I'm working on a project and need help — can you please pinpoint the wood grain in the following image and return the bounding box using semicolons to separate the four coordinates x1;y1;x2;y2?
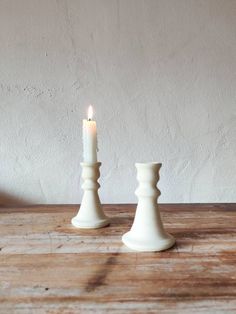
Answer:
0;204;236;313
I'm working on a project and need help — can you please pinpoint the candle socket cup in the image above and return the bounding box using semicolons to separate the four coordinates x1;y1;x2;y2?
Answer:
71;162;110;229
122;162;175;252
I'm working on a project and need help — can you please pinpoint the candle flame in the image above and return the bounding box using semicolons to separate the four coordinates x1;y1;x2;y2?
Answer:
87;105;93;120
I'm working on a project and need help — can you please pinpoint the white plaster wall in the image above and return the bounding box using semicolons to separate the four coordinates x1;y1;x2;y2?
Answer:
0;0;235;205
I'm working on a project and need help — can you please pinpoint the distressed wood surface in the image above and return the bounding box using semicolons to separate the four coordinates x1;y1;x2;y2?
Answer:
0;204;236;313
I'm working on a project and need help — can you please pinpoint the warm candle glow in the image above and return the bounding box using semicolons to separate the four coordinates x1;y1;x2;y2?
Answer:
88;105;93;121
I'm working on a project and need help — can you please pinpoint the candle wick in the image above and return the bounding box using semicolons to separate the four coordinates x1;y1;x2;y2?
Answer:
88;118;92;121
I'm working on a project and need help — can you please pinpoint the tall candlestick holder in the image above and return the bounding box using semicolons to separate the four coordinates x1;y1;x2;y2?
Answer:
71;162;110;229
122;162;175;252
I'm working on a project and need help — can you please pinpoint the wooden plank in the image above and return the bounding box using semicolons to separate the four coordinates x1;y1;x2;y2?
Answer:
0;204;236;313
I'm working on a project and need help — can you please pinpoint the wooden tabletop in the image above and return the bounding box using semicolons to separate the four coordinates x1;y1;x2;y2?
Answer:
0;204;236;313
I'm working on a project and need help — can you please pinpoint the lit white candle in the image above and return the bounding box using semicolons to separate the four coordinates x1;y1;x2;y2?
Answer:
83;105;98;163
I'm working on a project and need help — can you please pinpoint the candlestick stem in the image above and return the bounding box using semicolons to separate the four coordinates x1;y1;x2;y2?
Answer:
71;162;110;229
122;162;175;251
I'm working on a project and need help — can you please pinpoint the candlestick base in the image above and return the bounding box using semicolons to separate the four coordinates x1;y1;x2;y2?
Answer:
71;216;109;229
122;231;175;252
122;162;175;252
71;162;110;229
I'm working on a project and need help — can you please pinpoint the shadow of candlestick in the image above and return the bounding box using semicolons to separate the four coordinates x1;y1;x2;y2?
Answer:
0;190;31;208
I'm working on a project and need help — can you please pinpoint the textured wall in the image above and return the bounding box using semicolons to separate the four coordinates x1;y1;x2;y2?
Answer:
0;0;235;204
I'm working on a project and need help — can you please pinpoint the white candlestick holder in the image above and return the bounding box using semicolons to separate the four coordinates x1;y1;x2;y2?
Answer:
122;162;175;252
71;162;110;229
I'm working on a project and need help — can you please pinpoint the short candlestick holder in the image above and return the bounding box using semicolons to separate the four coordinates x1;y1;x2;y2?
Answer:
71;162;110;229
122;162;175;252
